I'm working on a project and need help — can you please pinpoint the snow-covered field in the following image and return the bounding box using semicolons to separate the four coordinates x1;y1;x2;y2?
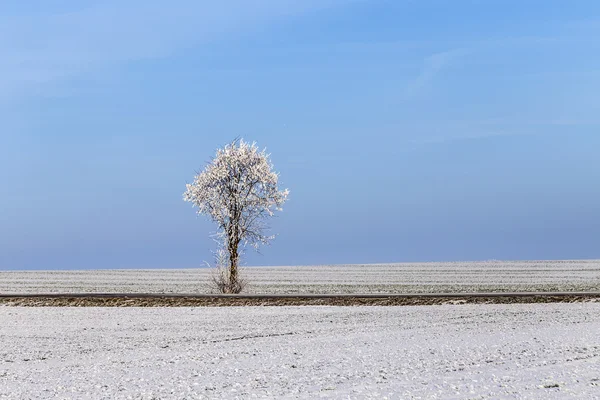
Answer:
1;260;600;294
1;303;599;399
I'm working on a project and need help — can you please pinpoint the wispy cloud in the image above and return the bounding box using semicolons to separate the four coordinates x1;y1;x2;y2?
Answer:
404;48;468;98
0;0;351;102
406;116;600;148
409;131;531;147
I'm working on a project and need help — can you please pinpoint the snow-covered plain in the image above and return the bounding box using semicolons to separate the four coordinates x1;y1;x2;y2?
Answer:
1;304;599;399
1;260;600;294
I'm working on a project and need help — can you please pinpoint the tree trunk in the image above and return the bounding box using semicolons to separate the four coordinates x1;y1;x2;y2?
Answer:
229;241;239;290
226;221;242;293
226;196;243;293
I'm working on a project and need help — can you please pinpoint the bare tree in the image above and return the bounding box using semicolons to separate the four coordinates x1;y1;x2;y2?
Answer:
184;139;289;293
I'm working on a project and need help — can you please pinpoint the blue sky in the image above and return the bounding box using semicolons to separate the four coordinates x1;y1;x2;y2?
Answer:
1;0;599;269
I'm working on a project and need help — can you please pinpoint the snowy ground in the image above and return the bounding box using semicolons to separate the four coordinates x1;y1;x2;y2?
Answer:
1;260;600;294
1;303;599;399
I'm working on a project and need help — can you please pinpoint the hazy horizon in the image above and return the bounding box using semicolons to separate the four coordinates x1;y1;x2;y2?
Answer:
2;258;599;272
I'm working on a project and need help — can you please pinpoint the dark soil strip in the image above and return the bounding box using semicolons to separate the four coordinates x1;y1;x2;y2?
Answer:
1;294;599;307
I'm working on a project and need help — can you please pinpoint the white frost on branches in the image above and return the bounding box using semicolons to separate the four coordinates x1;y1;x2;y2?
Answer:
183;139;289;277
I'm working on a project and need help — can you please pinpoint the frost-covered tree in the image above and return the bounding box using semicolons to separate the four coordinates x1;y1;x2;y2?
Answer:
183;139;289;293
